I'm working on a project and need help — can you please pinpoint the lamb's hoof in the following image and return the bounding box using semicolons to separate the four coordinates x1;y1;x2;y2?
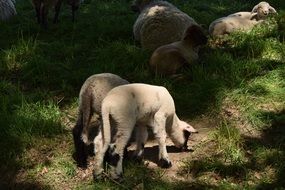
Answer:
158;159;172;168
92;169;104;181
110;172;123;182
72;153;87;169
132;155;143;163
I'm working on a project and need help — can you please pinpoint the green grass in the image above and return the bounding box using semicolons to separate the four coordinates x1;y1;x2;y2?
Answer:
0;0;285;189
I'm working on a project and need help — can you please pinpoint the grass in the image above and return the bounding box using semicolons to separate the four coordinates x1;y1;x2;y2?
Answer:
0;0;285;189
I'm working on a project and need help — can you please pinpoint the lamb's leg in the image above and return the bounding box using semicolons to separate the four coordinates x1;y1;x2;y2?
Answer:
72;115;88;168
133;125;148;162
93;130;104;178
53;0;62;23
41;5;48;28
109;123;135;180
153;112;172;168
34;1;41;23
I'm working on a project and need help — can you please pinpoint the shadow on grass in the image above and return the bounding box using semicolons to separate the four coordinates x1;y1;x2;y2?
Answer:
0;81;66;189
243;109;285;188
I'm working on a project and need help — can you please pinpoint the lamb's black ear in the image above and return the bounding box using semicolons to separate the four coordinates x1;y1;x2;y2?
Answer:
182;130;191;151
184;24;208;47
251;5;259;13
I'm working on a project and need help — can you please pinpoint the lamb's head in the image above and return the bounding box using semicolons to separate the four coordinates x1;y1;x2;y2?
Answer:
131;0;153;12
169;118;197;151
252;2;277;20
183;24;208;47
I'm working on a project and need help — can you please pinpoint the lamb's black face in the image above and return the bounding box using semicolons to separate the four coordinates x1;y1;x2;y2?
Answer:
181;130;191;151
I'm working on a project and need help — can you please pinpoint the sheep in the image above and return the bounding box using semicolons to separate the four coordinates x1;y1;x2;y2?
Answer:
209;1;277;37
92;83;197;180
149;24;207;75
32;0;83;27
132;0;198;51
0;0;16;21
73;73;129;168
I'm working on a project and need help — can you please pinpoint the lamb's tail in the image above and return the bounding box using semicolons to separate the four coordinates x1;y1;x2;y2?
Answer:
0;0;17;21
81;94;92;145
101;104;111;152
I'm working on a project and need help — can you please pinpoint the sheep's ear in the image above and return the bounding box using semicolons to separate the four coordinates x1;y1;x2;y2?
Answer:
184;25;208;47
183;125;198;133
269;6;277;13
251;5;259;13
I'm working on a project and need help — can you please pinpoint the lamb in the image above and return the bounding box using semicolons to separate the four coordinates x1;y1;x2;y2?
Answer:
92;83;197;180
149;24;207;75
32;0;83;27
73;73;129;168
0;0;16;21
132;0;198;51
209;1;277;37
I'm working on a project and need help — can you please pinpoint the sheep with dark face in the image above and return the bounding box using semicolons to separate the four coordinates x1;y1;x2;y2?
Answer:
32;0;83;27
92;83;197;180
149;24;208;75
73;73;129;168
0;0;16;21
132;0;197;51
209;1;277;37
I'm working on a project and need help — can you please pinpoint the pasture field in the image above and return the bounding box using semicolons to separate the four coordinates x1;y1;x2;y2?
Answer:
0;0;284;189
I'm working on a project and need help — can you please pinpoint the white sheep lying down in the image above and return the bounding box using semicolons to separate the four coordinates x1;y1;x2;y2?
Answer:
209;1;277;37
132;0;197;51
93;83;197;179
73;73;129;168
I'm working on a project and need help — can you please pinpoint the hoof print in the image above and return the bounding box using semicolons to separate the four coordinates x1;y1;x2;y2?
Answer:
158;159;172;168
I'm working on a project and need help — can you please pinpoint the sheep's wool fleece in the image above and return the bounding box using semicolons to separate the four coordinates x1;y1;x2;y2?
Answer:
0;0;16;21
133;1;196;51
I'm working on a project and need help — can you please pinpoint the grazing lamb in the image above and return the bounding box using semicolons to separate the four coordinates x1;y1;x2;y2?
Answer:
209;1;277;37
92;83;197;180
32;0;83;27
149;24;208;75
0;0;16;21
73;73;129;168
132;0;198;51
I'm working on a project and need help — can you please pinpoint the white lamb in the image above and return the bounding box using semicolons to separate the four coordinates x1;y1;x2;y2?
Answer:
93;83;197;179
209;1;277;37
132;0;198;51
73;73;129;168
0;0;16;21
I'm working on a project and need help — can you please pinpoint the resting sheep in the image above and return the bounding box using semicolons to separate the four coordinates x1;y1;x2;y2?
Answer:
92;83;197;179
149;24;208;75
32;0;83;27
73;73;129;168
209;1;277;37
0;0;16;21
132;0;198;51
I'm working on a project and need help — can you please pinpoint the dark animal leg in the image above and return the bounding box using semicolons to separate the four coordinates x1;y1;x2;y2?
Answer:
41;6;48;28
35;4;41;23
72;118;88;168
53;0;63;23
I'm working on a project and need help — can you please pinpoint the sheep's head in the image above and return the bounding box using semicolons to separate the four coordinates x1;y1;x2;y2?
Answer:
131;0;153;12
183;24;208;48
252;2;277;19
169;119;197;151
